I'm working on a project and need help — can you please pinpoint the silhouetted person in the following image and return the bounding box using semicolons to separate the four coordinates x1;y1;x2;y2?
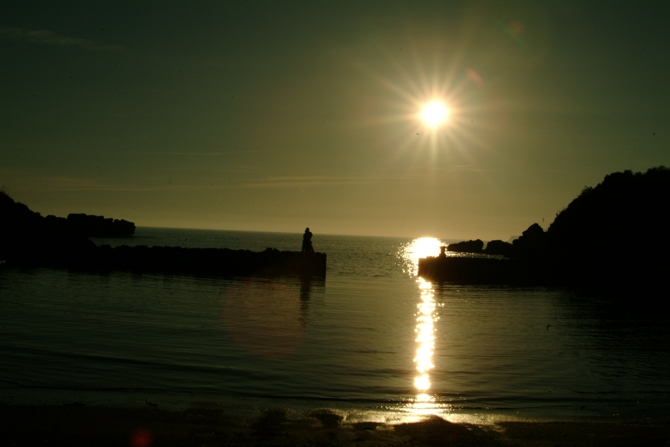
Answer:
439;246;447;258
301;227;314;252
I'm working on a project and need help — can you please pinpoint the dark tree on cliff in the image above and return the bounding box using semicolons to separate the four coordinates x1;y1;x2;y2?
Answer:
544;166;670;286
547;166;670;254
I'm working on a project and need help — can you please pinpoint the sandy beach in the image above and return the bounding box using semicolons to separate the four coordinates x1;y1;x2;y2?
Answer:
1;404;668;447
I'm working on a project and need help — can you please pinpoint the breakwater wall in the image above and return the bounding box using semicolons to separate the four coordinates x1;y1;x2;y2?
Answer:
9;245;327;278
417;254;668;296
89;245;327;277
418;256;550;285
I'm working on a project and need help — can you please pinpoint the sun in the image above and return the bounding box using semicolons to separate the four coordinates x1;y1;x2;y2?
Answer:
421;101;449;127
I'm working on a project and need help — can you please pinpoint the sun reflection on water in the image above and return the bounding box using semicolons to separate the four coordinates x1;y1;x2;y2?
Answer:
400;237;443;276
399;237;445;418
412;277;437;410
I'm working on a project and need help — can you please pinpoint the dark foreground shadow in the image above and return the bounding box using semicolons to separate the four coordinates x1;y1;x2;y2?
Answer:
3;404;668;446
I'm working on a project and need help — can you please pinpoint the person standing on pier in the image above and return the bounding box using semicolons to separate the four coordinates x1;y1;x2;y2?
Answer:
301;228;314;252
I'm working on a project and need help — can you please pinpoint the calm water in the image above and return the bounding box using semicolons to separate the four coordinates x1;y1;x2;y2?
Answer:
1;228;668;423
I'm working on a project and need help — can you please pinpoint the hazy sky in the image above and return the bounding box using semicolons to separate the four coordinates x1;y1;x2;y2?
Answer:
2;1;668;239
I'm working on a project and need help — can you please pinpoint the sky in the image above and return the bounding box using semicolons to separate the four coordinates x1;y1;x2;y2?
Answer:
1;1;668;240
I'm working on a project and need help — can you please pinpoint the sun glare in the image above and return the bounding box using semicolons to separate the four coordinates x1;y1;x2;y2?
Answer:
421;101;449;127
400;237;442;276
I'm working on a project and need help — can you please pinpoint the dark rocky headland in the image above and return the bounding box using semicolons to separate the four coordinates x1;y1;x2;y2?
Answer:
419;166;670;294
0;192;326;277
66;213;135;237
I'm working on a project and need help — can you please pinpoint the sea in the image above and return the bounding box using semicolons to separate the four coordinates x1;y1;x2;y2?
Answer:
1;228;668;424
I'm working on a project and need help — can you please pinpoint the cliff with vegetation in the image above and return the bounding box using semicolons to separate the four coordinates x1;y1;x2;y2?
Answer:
0;191;95;267
421;166;670;293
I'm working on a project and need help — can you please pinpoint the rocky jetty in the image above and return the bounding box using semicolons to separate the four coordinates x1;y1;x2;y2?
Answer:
446;239;483;254
0;192;326;278
445;239;514;256
420;166;670;293
483;239;513;256
85;246;326;277
82;245;326;277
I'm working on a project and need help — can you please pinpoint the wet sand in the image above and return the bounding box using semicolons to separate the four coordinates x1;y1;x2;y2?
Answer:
1;404;668;446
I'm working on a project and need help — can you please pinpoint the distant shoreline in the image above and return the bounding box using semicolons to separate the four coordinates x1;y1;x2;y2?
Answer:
1;191;327;277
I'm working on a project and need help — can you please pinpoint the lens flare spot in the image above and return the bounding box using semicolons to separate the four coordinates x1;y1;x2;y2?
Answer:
466;69;484;85
131;429;154;447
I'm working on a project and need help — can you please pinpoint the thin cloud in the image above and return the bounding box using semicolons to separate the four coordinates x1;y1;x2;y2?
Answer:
239;176;372;189
238;170;496;188
49;181;160;192
0;26;123;52
1;168;151;192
